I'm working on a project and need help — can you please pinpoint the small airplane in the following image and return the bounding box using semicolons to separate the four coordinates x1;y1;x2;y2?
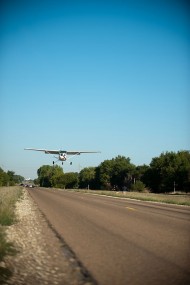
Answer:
24;148;101;165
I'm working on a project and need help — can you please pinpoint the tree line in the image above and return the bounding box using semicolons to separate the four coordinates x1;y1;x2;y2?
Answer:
0;168;24;186
35;150;190;193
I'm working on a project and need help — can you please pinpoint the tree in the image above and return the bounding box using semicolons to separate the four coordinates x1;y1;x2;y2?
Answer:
110;156;135;190
37;165;78;189
98;159;114;189
175;151;190;192
79;167;96;189
98;156;135;190
51;172;65;188
7;171;15;186
63;173;79;189
33;177;39;185
133;164;149;182
13;174;24;184
0;168;9;186
0;168;24;186
36;150;190;193
146;151;190;193
37;165;58;187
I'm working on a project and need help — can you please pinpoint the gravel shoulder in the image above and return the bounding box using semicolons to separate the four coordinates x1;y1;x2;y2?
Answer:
3;188;96;285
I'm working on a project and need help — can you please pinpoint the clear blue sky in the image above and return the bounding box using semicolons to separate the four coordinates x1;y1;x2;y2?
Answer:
1;0;189;179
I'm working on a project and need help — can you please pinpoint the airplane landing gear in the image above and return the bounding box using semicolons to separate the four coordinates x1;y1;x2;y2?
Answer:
52;159;71;166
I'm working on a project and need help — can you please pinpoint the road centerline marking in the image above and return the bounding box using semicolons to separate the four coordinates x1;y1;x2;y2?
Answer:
125;206;136;211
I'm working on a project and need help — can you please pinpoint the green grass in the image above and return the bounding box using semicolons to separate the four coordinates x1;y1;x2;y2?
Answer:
70;189;190;206
0;186;23;284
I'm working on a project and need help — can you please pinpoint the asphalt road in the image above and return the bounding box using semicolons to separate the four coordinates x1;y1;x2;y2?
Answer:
28;188;190;285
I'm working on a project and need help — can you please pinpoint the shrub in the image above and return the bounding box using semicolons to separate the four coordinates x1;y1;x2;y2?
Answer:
130;180;146;192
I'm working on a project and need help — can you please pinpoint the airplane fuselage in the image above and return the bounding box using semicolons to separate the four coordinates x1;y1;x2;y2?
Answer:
59;154;67;161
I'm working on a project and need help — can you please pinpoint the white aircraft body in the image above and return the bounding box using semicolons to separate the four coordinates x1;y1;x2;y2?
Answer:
24;148;100;165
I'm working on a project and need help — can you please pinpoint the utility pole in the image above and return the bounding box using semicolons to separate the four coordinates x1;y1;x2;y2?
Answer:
174;181;176;194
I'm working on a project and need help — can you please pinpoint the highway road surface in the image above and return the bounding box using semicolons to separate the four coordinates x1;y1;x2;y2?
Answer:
28;188;190;285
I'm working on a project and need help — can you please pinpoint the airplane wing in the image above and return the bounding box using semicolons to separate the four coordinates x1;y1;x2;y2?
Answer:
66;151;101;155
24;148;100;155
24;148;61;154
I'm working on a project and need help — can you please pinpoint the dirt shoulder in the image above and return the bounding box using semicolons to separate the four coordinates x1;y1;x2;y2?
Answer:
3;188;96;285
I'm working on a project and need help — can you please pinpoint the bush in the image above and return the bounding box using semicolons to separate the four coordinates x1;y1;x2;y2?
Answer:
130;180;146;192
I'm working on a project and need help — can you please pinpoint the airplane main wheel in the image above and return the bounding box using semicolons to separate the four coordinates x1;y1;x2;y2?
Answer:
62;162;63;165
53;161;54;165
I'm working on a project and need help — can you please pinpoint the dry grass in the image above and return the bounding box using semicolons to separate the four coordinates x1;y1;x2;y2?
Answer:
0;186;23;225
0;186;23;273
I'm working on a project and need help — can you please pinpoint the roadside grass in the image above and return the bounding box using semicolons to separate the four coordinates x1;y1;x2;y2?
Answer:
71;189;190;206
0;188;21;226
0;186;23;284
